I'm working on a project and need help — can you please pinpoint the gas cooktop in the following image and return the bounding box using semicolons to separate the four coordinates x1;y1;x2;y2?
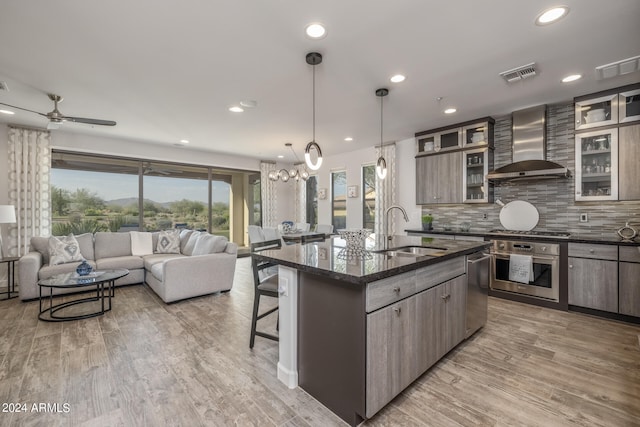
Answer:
488;229;571;239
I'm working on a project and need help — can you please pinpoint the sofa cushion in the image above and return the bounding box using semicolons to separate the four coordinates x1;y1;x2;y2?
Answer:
156;229;180;254
49;234;84;265
95;232;132;259
150;262;164;281
182;231;203;256
39;260;98;280
96;255;144;271
179;229;194;253
192;234;228;256
130;231;153;256
143;253;186;271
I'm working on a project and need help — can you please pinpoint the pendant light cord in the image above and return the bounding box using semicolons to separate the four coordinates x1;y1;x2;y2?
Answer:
312;63;316;142
380;94;383;151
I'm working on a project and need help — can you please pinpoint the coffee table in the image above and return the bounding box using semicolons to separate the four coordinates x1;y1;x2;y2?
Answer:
38;269;129;322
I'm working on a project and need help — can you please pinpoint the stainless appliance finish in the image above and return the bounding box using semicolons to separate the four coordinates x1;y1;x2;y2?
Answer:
487;105;570;181
488;229;571;239
490;240;560;302
466;252;490;338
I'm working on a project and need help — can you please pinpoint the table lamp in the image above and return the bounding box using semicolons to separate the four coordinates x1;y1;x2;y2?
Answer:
0;205;16;259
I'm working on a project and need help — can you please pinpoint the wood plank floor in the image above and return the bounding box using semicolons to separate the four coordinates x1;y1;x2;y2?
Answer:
1;258;639;426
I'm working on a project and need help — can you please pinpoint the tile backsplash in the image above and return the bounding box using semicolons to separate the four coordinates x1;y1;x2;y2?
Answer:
421;102;640;240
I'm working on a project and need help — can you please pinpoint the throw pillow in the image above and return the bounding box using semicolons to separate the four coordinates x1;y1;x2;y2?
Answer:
156;229;181;254
48;234;84;266
179;229;194;253
192;234;228;256
182;231;202;256
130;231;154;256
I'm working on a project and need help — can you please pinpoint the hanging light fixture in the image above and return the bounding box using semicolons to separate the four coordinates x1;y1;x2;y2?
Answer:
269;143;310;182
304;52;323;171
375;88;389;179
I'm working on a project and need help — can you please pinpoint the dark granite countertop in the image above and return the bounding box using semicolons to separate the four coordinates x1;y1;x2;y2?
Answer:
252;235;490;285
405;229;640;246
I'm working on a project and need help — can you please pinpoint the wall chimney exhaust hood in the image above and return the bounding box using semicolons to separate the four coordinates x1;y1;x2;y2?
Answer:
487;105;570;181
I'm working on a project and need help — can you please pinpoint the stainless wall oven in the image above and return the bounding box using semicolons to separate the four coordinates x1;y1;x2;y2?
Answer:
490;240;560;302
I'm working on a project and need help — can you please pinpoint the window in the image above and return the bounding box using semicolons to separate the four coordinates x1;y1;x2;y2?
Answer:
305;175;318;229
362;164;376;230
50;151;260;244
331;170;346;230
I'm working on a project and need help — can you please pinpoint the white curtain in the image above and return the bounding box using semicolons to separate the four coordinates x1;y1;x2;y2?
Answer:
374;143;396;236
7;126;51;256
260;161;277;227
295;172;306;225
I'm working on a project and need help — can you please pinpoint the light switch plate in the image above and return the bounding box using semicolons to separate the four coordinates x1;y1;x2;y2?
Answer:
579;213;588;223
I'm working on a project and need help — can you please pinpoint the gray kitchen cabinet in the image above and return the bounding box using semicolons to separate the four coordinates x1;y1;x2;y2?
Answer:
619;246;640;317
619;124;640;200
366;297;417;418
568;243;618;312
416;151;463;204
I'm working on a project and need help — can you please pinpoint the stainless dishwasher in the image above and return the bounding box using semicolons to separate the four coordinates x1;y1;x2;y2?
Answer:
466;252;491;338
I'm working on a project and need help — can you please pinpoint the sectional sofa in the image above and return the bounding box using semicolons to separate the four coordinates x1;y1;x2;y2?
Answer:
18;230;237;303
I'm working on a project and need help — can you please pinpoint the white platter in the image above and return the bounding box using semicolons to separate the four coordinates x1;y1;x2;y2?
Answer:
499;200;539;231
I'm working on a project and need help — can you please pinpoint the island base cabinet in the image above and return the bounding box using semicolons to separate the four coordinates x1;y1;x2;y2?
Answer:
366;297;417;418
619;262;640;317
366;274;467;418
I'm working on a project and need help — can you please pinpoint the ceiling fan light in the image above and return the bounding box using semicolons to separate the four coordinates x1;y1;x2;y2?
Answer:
305;141;323;170
376;156;387;179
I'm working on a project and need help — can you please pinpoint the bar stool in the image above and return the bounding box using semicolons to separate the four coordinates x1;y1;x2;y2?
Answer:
249;239;282;348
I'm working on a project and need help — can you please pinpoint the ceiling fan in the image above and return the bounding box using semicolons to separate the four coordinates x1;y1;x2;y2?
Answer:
0;93;116;129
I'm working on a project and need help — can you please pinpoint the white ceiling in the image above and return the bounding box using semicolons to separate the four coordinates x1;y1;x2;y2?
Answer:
1;0;639;162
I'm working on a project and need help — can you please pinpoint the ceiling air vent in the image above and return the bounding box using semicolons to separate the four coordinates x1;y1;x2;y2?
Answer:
596;55;640;80
499;63;537;83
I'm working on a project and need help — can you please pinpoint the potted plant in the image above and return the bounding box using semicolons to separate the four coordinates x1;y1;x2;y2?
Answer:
421;214;433;231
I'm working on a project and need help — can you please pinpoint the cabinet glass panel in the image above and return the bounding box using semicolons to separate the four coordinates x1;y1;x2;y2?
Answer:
575;94;618;130
463;149;489;203
439;130;461;150
619;89;640;123
575;129;618;201
463;124;487;147
416;134;436;153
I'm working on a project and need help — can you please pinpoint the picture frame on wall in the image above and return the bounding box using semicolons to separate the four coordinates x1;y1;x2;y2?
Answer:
318;188;327;199
347;185;358;198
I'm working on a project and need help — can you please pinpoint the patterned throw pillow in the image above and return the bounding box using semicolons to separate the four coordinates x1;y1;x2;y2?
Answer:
156;229;181;254
49;234;84;265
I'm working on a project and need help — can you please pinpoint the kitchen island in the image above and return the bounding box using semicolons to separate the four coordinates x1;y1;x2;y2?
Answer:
252;234;490;425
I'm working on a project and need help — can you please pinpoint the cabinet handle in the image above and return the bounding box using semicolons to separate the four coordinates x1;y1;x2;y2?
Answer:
441;294;450;301
393;307;402;315
569;265;573;269
589;249;595;253
393;286;401;294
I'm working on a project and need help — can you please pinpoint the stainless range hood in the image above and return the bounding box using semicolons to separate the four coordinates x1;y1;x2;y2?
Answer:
487;105;570;181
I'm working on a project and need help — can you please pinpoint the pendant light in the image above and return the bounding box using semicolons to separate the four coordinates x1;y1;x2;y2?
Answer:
304;52;323;171
269;143;310;182
375;88;389;179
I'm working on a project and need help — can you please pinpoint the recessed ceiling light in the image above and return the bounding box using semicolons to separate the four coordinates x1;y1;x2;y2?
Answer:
562;74;582;83
277;155;284;159
535;6;569;25
305;23;327;39
444;108;457;114
0;109;15;115
344;137;353;141
390;74;406;83
229;106;244;113
179;139;189;144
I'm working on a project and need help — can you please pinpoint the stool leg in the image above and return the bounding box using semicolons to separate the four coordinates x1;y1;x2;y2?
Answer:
249;292;260;349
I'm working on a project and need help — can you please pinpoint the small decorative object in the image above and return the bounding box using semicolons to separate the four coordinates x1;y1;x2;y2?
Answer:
281;221;295;234
347;185;359;198
421;214;433;231
318;188;327;200
337;229;372;247
76;259;93;276
617;222;638;242
460;222;471;232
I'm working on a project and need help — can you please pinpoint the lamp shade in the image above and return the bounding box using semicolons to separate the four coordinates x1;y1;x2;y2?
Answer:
0;205;16;224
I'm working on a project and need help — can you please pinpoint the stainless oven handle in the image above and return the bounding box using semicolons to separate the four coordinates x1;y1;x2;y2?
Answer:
493;254;557;262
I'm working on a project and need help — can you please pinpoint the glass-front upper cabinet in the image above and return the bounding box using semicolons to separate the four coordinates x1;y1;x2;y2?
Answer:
575;129;618;201
416;129;461;154
575;94;618;131
619;88;640;123
463;148;492;203
462;122;493;148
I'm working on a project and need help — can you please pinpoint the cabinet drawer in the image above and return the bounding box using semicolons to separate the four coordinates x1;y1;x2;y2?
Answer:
415;257;466;293
568;243;618;260
619;246;640;263
366;271;416;313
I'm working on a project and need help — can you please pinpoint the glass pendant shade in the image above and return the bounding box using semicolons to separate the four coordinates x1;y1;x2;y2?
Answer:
375;88;389;180
304;141;323;170
376;156;387;179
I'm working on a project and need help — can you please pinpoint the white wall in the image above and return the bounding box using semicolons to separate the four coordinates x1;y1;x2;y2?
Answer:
0;124;8;206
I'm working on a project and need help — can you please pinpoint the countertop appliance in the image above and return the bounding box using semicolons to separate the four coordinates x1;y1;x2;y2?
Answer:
466;252;491;338
490;239;560;302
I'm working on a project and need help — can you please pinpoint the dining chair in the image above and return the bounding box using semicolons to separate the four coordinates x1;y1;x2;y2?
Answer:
315;224;334;235
248;225;265;244
250;238;282;348
296;222;311;232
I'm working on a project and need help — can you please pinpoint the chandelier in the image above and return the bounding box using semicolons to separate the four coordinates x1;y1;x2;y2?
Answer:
268;143;310;182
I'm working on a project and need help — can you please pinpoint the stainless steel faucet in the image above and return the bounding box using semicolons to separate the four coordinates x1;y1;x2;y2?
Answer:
384;205;410;247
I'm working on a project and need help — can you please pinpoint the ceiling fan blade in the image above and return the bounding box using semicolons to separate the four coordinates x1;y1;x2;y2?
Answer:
63;116;116;126
0;102;48;117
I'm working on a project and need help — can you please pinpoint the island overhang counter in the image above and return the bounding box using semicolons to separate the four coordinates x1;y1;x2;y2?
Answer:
252;234;491;426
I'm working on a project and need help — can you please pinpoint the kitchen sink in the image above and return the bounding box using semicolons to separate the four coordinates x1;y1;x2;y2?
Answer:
373;246;449;257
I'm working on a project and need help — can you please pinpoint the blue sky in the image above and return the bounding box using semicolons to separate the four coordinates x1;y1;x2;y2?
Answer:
51;169;230;204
